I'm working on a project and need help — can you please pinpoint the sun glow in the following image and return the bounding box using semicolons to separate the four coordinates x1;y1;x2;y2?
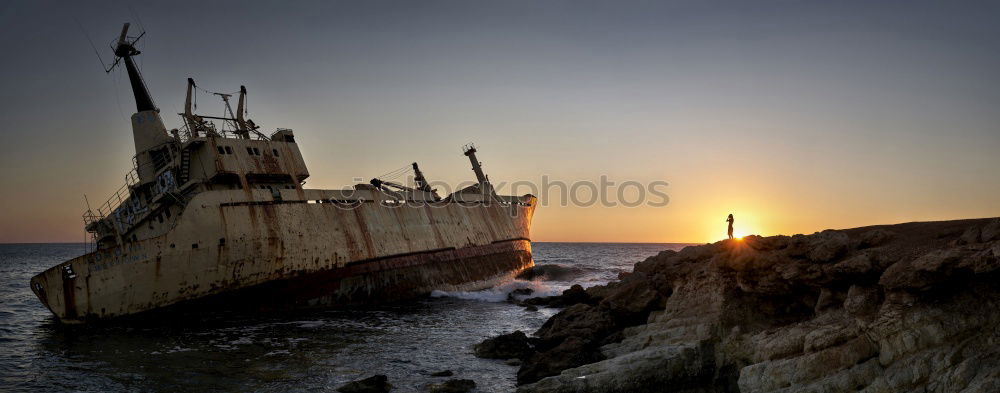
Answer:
723;212;762;242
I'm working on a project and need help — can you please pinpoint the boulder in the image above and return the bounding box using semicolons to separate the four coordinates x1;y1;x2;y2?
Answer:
598;277;663;321
880;249;966;291
337;375;391;393
813;288;843;313
427;379;476;393
828;252;875;277
534;304;616;347
633;250;677;274
512;288;534;296
857;228;894;248
844;285;880;315
507;288;534;303
516;264;587;281
521;284;592;308
960;226;982;244
982;219;1000;242
807;230;850;263
517;336;603;385
474;330;534;360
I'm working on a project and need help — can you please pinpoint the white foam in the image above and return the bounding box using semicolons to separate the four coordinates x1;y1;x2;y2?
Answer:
164;346;194;353
229;337;253;345
431;279;563;302
295;320;326;328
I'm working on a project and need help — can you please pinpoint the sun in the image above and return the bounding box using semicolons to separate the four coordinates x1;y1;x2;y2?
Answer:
720;213;760;242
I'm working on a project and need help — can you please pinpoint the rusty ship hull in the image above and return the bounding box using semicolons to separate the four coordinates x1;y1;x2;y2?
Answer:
31;23;536;324
31;189;536;323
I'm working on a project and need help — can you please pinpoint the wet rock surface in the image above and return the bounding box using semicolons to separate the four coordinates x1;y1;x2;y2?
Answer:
516;264;591;281
510;218;1000;393
474;330;535;360
337;375;391;393
519;284;594;308
427;379;476;393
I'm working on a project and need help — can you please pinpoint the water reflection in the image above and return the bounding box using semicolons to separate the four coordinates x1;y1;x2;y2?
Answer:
3;243;681;392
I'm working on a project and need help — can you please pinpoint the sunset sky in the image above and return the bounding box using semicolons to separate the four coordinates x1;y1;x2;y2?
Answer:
1;1;998;243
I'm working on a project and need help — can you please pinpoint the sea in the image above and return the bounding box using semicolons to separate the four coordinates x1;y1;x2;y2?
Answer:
0;242;693;392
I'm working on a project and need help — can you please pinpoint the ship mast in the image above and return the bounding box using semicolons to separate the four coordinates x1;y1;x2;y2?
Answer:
463;144;493;195
113;23;156;112
107;22;172;186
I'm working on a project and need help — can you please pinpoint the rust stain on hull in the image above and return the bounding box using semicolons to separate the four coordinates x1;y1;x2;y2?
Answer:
143;239;532;316
30;194;537;324
62;274;77;319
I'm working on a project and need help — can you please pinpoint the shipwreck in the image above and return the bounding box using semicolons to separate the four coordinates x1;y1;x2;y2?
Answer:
29;24;536;324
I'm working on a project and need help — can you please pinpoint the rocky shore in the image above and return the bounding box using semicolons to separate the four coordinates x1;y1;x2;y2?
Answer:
478;218;1000;393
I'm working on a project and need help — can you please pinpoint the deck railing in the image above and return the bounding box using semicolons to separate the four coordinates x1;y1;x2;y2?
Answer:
83;168;139;229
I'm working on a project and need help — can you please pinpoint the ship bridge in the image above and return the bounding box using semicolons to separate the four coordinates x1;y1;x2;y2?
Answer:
84;24;309;250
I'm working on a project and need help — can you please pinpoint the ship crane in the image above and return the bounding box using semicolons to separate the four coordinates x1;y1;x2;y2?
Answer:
181;79;262;140
370;163;441;200
235;85;260;139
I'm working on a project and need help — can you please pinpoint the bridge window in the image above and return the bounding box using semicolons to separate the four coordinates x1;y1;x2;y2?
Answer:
253;147;261;155
272;149;280;157
246;147;254;155
224;146;234;154
217;146;225;154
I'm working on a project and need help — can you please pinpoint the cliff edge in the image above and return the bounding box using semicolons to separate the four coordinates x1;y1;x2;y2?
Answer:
513;218;1000;393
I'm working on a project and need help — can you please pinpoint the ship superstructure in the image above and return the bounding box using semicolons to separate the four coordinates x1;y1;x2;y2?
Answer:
30;24;536;323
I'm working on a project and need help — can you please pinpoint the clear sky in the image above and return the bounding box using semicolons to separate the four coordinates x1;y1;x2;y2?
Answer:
1;0;998;243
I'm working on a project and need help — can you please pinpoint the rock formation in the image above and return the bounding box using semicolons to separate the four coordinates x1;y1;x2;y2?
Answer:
475;330;536;360
337;375;391;393
507;218;1000;393
426;379;477;393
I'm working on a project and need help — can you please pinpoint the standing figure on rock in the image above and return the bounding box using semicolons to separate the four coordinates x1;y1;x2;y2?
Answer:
726;214;735;240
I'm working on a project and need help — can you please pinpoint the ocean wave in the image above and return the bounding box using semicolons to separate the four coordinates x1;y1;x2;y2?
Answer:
430;280;563;303
515;264;601;282
532;258;576;264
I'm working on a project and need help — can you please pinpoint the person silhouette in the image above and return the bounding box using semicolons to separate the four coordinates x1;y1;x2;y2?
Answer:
726;214;735;240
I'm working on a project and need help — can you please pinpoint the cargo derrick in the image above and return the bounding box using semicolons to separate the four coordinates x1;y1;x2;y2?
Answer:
31;23;536;323
83;24;307;252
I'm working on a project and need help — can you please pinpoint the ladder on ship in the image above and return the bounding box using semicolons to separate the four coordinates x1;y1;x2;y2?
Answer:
178;149;192;184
